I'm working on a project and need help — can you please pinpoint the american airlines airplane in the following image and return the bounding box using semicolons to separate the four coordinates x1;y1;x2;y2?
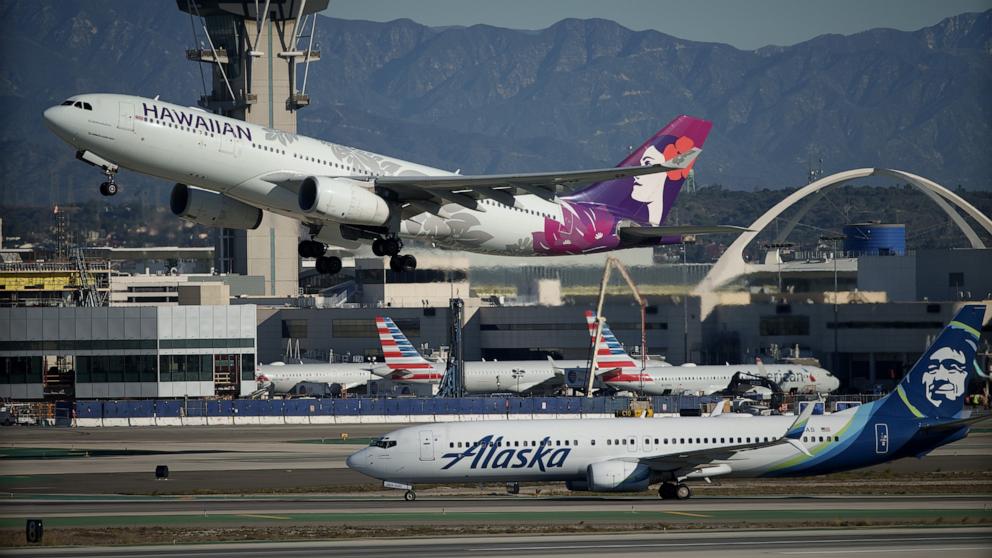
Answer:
43;94;745;274
347;305;987;501
256;361;387;393
377;316;586;393
586;312;839;395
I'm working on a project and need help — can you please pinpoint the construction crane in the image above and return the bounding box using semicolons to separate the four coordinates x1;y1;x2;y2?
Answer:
586;256;647;398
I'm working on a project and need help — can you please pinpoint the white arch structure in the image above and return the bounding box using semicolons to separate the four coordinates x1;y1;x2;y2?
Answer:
694;168;992;311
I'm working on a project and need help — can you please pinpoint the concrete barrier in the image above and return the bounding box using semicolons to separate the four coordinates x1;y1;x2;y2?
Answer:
129;418;155;427
76;418;102;427
155;417;183;427
284;416;310;425
181;416;207;426
233;416;262;425
310;415;334;425
102;418;128;427
206;416;233;426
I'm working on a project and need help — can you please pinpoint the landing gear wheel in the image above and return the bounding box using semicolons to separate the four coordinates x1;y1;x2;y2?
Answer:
315;256;342;275
675;483;692;500
403;490;416;502
382;237;402;257
298;240;326;259
372;238;386;257
389;254;417;273
99;181;117;196
659;482;676;500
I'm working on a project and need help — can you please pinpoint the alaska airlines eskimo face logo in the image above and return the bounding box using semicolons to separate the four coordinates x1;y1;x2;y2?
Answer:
441;435;571;472
923;346;969;407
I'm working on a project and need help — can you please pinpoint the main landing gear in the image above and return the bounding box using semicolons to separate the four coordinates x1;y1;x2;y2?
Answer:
403;490;417;502
372;235;417;272
659;482;692;500
299;239;342;275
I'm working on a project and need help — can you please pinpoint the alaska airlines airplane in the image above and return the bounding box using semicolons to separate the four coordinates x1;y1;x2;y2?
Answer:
43;94;745;274
587;312;839;395
377;316;586;393
256;361;387;393
348;305;986;501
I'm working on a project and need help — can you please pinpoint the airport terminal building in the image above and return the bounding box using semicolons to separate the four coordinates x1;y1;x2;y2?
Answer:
0;305;257;400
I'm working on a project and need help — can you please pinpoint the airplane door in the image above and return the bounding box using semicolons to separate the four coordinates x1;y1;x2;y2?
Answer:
219;136;236;156
117;102;134;131
875;423;889;454
419;430;435;461
627;436;637;453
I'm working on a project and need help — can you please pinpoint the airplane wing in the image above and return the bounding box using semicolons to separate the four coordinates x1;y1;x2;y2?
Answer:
617;225;752;241
623;398;818;475
264;150;699;211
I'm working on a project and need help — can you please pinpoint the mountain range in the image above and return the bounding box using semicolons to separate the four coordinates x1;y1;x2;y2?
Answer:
0;1;989;208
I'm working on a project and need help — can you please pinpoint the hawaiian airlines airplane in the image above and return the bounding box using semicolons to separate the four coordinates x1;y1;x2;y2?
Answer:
43;94;745;274
377;316;587;393
588;313;840;395
256;361;388;393
348;305;987;501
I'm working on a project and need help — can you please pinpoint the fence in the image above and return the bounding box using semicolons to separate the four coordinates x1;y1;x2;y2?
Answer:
67;396;719;427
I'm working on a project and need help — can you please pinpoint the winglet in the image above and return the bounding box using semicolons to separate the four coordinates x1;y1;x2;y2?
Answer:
785;398;818;440
709;399;727;417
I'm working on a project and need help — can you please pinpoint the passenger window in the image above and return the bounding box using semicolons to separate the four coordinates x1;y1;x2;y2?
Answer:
607;439;611;446
621;439;627;445
555;440;560;447
457;442;462;448
591;439;596;446
574;440;578;446
449;443;454;448
564;440;569;446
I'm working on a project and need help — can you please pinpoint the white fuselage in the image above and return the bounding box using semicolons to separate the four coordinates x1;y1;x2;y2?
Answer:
391;359;589;394
258;362;387;393
346;414;850;485
43;94;562;256
604;364;840;396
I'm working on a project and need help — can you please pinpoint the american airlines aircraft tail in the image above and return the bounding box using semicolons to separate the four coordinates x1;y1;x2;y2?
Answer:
376;316;442;382
348;305;987;501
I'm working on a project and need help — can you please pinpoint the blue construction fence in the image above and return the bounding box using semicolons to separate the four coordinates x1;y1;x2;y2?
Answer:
73;396;707;418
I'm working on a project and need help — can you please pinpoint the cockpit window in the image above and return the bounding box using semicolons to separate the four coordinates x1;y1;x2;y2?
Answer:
82;102;92;111
369;437;397;449
61;100;73;106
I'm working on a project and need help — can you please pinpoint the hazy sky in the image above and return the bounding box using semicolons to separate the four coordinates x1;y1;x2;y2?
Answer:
326;0;991;50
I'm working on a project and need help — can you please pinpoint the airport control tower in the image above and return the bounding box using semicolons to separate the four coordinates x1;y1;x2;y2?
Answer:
178;0;329;297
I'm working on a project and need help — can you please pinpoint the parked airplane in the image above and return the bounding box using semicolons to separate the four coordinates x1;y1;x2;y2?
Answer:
44;95;746;274
587;312;840;395
377;316;587;393
257;361;387;394
347;305;986;501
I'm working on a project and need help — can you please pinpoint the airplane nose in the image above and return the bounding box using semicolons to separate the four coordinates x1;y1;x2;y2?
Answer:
345;450;363;471
43;107;57;128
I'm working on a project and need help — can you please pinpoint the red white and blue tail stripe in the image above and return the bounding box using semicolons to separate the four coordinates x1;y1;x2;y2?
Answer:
584;311;638;371
376;316;441;382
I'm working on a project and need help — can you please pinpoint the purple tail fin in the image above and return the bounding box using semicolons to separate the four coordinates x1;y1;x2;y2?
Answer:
563;115;712;226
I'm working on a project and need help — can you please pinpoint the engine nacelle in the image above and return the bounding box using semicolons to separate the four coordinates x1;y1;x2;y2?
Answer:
586;461;652;492
170;184;262;230
298;176;390;226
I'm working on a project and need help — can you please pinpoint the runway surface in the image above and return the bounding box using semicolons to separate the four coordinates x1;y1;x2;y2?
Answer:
1;494;988;530
1;425;989;495
5;527;992;558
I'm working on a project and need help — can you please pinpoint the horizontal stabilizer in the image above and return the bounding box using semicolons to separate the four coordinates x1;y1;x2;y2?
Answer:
618;225;752;240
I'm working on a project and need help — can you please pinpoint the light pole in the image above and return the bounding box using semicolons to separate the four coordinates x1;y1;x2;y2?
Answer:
512;369;524;394
820;235;845;377
681;235;697;364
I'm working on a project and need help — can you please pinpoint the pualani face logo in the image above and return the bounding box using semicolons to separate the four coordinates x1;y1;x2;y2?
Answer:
923;346;970;407
441;435;571;472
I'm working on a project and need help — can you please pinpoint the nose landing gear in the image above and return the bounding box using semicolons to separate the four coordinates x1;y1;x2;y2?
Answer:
98;170;119;196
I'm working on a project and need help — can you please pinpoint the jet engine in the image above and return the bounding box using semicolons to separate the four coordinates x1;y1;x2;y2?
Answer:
586;461;652;492
298;176;390;226
170;184;263;230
